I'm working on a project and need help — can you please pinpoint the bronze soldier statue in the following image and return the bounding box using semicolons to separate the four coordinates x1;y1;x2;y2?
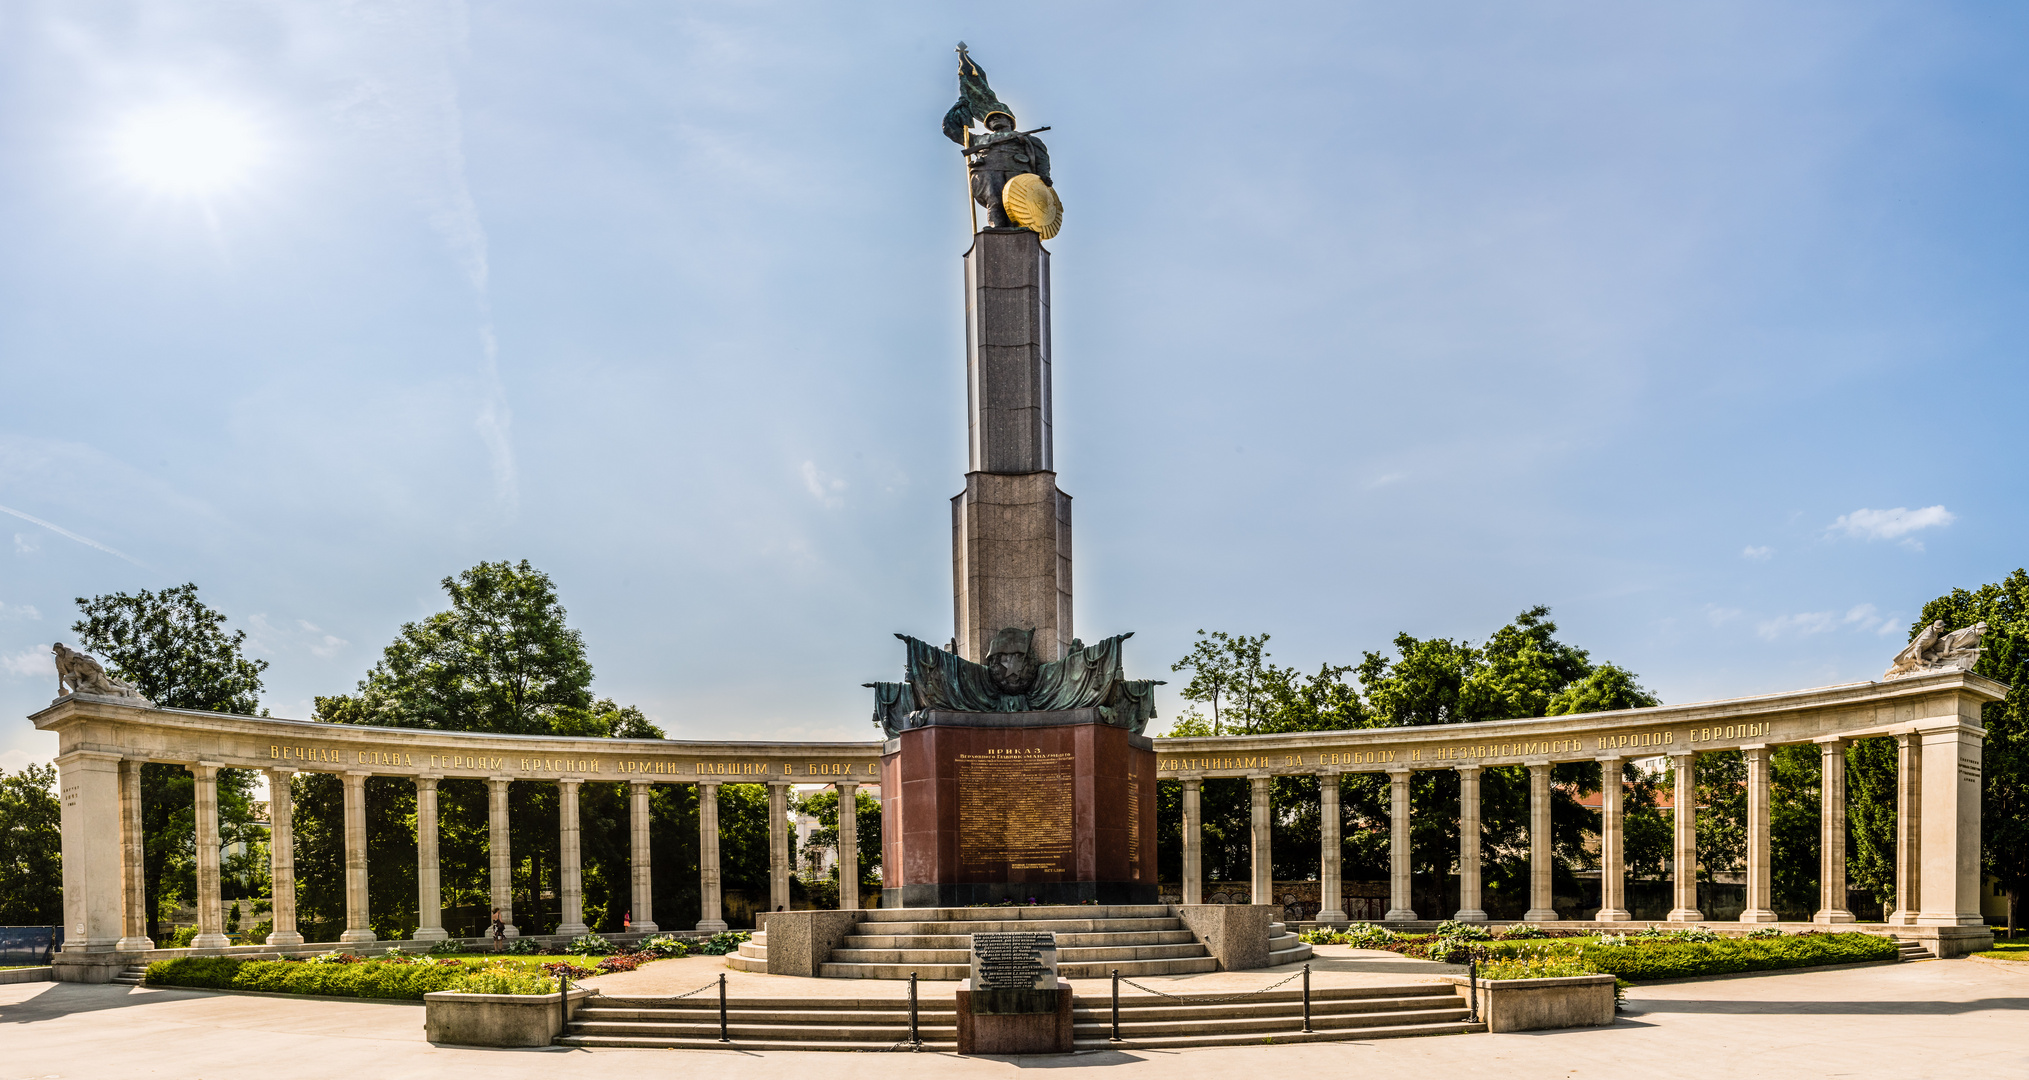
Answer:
942;44;1056;232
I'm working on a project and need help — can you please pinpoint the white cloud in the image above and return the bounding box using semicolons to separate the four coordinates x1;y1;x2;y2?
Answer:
1830;505;1955;547
245;614;350;660
1741;545;1773;560
0;600;40;620
2;648;51;678
300;620;349;658
1755;602;1900;640
800;461;846;508
1704;604;1743;627
0;748;52;776
12;532;36;554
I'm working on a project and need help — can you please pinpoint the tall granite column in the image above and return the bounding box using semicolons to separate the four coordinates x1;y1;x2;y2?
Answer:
1666;751;1703;921
1385;769;1416;921
1917;723;1987;928
1596;756;1630;921
952;228;1072;662
1891;733;1921;925
1180;779;1203;906
1740;746;1777;922
1317;774;1345;925
187;763;230;949
628;780;658;933
1249;775;1273;905
1523;762;1560;922
338;771;376;944
486;777;516;937
1816;739;1855;923
117;759;155;950
836;780;861;912
263;768;303;946
767;781;792;915
1455;765;1487;921
410;776;446;942
697;781;728;931
556;779;588;937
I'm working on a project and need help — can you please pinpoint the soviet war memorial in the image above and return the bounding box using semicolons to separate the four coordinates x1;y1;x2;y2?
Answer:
3;12;2028;1080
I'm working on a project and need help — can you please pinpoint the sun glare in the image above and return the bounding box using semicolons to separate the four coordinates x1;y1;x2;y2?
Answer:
109;102;268;196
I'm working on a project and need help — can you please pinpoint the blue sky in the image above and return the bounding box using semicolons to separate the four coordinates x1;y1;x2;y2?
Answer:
4;1;2025;773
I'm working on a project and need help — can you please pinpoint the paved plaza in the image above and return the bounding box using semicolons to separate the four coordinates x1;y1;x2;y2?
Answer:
1;958;2021;1079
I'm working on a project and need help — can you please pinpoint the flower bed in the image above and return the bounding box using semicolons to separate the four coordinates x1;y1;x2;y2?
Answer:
143;955;560;999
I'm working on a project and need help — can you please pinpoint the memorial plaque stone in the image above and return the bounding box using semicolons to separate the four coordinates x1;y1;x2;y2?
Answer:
969;931;1058;991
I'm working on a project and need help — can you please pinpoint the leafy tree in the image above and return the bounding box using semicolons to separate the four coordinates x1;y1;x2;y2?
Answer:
0;764;62;924
792;788;883;892
1170;631;1273;734
74;584;266;942
1844;736;1899;917
308;561;663;937
1914;569;2029;937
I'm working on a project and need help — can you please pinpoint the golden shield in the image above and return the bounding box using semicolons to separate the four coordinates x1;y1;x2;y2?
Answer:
1002;173;1063;239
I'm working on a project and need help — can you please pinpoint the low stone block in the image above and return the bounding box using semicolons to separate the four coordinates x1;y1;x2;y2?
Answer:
956;986;1073;1054
423;988;594;1048
1176;904;1273;971
1447;973;1615;1033
0;967;53;985
757;910;862;976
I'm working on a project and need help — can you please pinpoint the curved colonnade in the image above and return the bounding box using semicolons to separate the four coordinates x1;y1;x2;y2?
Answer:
32;668;2001;959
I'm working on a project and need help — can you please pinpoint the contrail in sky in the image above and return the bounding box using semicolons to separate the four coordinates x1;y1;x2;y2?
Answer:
0;503;148;568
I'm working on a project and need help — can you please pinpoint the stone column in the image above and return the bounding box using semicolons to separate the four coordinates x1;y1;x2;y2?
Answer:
1181;779;1203;906
628;779;658;933
1596;756;1630;921
1385;769;1416;921
1454;765;1487;921
1523;762;1560;922
1666;751;1702;921
697;781;728;931
1890;732;1921;925
263;768;302;946
1815;739;1855;923
1249;775;1273;906
410;776;446;943
338;771;376;944
486;777;517;938
117;759;155;950
556;779;588;937
1917;723;1986;927
56;750;123;952
187;763;230;949
767;781;792;915
1739;746;1777;922
1317;774;1346;924
836;780;861;913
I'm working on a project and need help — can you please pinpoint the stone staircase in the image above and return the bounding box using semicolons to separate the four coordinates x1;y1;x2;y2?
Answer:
1075;982;1482;1049
557;981;1477;1051
1893;938;1933;961
111;965;148;986
729;905;1309;980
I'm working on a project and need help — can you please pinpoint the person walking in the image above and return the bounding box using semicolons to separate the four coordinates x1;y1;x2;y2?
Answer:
489;908;506;953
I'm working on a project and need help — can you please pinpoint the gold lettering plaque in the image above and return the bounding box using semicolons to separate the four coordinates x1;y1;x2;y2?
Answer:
957;750;1073;877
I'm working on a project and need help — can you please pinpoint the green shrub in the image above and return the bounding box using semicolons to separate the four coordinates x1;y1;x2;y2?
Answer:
1745;926;1786;939
1481;931;1897;981
143;956;478;999
452;966;558;995
427;938;467;955
639;935;692;958
1479;953;1591;980
505;937;541;955
167;926;199;948
565;933;613;956
697;932;750;956
1496;923;1547;940
1434;921;1493;941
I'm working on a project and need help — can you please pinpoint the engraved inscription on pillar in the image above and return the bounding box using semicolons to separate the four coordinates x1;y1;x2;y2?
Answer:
958;750;1073;878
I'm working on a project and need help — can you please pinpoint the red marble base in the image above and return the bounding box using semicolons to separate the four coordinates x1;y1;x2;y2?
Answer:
879;718;1157;908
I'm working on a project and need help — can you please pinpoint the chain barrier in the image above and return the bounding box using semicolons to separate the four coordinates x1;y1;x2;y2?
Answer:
1117;969;1305;1006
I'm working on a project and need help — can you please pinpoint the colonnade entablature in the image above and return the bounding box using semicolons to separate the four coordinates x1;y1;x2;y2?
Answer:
31;668;2002;960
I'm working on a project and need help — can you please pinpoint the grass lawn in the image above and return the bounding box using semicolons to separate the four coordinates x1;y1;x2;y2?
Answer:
1974;938;2029;961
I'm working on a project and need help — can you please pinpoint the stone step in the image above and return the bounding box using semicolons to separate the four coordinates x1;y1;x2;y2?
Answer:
1076;1003;1474;1039
842;930;1199;949
827;943;1210;966
854;905;1175;922
723;954;767;973
578;1007;957;1025
559;1034;958;1051
1070;993;1461;1023
849;918;1188;936
1072;1018;1485;1050
571;1019;961;1040
1896;941;1933;960
818;956;1220;980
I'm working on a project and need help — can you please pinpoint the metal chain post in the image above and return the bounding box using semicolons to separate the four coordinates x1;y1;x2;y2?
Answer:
909;972;921;1050
558;971;569;1038
1301;962;1312;1033
718;972;730;1043
1467;957;1479;1023
1110;969;1121;1042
